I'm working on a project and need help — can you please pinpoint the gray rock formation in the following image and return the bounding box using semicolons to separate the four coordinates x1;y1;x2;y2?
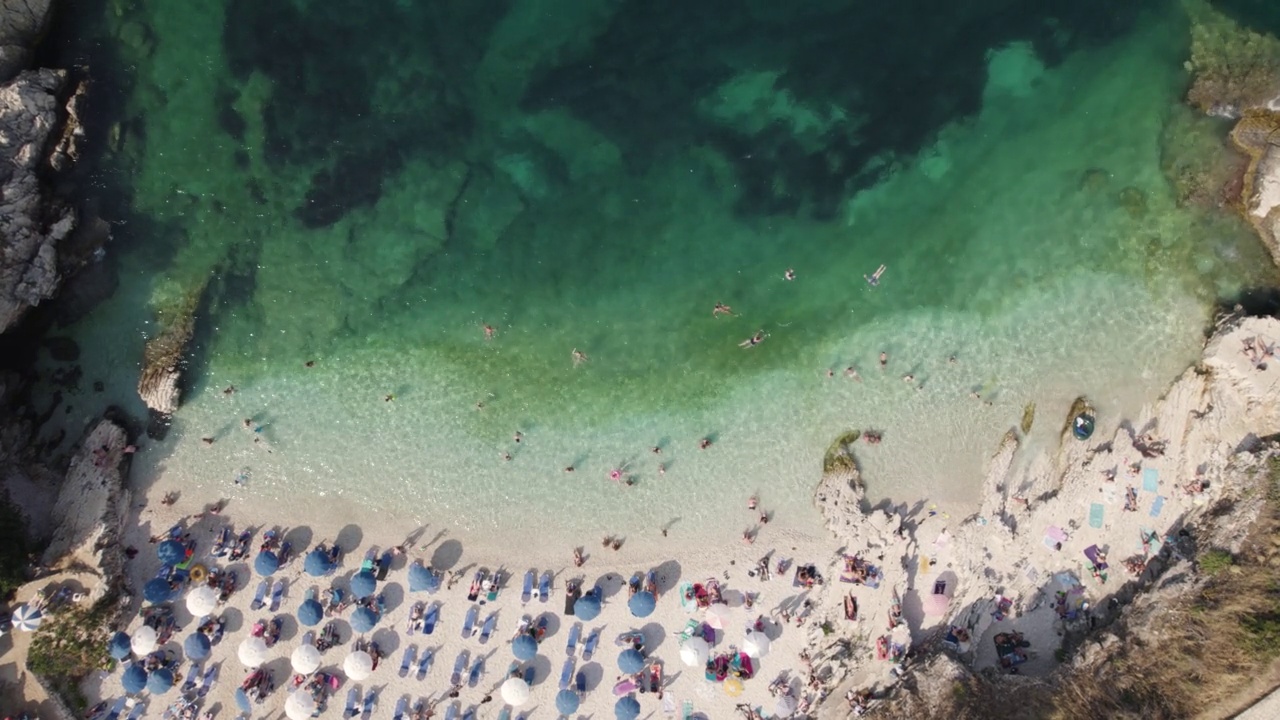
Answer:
0;0;52;83
0;67;75;333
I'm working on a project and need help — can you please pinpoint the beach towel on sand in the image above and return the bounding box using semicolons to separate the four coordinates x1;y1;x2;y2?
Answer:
1088;503;1105;529
1150;496;1166;517
1083;544;1108;570
1142;467;1159;493
1043;526;1068;549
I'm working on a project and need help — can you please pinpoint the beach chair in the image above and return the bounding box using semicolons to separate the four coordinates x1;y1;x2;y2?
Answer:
523;664;535;684
462;706;476;720
479;612;497;643
399;645;416;678
198;663;217;697
675;618;701;644
559;658;574;689
343;687;359;718
566;622;581;656
361;548;377;573
461;605;479;638
423;602;439;635
582;628;600;661
450;650;469;686
249;579;268;611
123;699;144;720
682;699;694;720
444;703;459;720
539;571;552;602
393;696;408;720
269;579;286;612
416;647;433;680
521;570;534;604
103;698;126;720
468;655;485;687
361;688;377;720
181;662;200;693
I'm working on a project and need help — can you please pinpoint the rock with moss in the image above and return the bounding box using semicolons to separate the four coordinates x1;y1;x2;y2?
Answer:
1183;0;1280;115
137;282;205;417
1229;110;1280;263
822;430;862;476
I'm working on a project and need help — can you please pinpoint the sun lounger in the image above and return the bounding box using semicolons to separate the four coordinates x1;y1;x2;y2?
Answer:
497;708;511;720
479;612;497;643
424;602;439;634
444;704;459;720
523;664;535;684
539;571;552;602
1142;467;1160;492
269;579;285;612
450;651;468;686
582;628;600;661
393;696;408;720
567;622;581;656
521;570;534;604
1088;503;1105;529
416;647;433;680
343;687;359;718
102;698;125;720
468;655;484;687
461;708;476;720
559;657;574;689
462;605;479;638
1150;496;1166;517
576;670;587;693
376;550;393;581
682;700;694;720
249;580;268;611
399;645;416;677
361;688;377;720
181;662;199;693
124;700;145;720
198;664;217;697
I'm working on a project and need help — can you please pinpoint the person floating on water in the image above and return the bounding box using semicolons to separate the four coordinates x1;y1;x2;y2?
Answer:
864;264;886;286
572;348;588;367
784;268;796;281
713;303;734;317
739;330;767;348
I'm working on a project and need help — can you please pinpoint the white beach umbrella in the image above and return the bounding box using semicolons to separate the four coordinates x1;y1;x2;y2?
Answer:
704;602;731;630
10;604;43;632
185;586;218;617
500;676;531;706
130;625;158;655
291;644;322;675
343;650;374;681
285;690;317;720
679;637;710;667
238;636;270;668
743;629;771;658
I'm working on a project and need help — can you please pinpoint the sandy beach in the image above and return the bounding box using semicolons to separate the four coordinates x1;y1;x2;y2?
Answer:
50;313;1279;720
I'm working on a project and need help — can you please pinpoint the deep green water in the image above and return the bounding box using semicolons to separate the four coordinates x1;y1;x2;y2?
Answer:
34;0;1280;543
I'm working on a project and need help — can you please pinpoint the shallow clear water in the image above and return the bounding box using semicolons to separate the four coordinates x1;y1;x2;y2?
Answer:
37;1;1277;545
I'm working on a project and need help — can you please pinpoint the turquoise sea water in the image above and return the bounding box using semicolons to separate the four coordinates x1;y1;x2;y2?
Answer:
35;1;1279;546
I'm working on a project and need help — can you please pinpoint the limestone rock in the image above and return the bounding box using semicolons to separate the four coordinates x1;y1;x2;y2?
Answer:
138;287;202;417
0;0;53;83
1229;110;1280;264
42;418;131;601
0;67;74;333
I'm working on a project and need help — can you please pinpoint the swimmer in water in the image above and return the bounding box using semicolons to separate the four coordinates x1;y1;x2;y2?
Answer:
864;264;886;286
844;366;862;382
572;348;588;367
483;324;496;340
879;352;888;368
739;330;767;348
713;303;734;317
784;268;796;281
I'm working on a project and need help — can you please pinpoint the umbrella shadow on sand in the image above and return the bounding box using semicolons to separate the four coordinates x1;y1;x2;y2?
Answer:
220;607;245;636
371;627;400;656
379;582;405;615
653;560;683;595
578;661;604;692
335;524;363;556
639;622;666;654
537;611;561;640
594;573;626;601
283;526;314;559
431;540;464;571
528;654;552;686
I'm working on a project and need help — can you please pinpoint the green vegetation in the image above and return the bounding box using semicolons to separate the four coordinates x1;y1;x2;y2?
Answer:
1198;548;1234;575
1021;402;1036;434
0;492;30;598
27;599;115;710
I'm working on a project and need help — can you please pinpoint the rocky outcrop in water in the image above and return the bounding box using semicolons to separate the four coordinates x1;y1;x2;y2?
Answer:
0;67;76;333
138;287;202;419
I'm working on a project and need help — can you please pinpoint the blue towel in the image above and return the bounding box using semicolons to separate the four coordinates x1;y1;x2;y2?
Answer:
1088;503;1104;529
1150;496;1166;517
1142;467;1159;493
